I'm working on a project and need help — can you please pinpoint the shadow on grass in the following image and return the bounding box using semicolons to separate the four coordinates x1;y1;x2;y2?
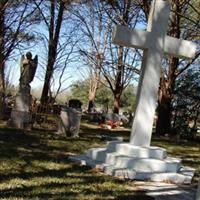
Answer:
80;123;131;142
0;124;199;199
116;194;154;200
0;126;153;200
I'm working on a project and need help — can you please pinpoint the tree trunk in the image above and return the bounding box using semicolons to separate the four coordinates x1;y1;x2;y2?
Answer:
0;63;5;119
156;92;171;136
0;4;5;119
113;93;121;114
40;63;54;104
88;90;96;112
87;73;99;112
193;109;200;133
156;57;179;135
88;100;95;112
40;0;64;105
155;0;180;136
112;46;124;114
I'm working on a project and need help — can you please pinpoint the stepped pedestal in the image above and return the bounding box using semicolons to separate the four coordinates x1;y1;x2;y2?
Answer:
8;93;32;129
69;141;195;184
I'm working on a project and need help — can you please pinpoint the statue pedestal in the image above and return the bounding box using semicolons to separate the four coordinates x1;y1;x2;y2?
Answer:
10;109;32;129
14;93;32;111
9;93;32;130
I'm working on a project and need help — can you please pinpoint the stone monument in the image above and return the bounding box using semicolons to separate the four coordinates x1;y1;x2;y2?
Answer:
9;52;38;129
69;0;197;184
58;100;82;138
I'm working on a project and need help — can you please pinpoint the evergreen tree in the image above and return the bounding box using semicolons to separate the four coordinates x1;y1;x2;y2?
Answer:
172;68;200;139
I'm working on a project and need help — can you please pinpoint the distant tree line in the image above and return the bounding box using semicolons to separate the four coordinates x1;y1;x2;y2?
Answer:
70;79;136;113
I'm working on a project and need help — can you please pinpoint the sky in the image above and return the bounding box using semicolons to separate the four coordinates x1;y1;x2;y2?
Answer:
6;2;149;93
7;36;87;93
6;4;147;97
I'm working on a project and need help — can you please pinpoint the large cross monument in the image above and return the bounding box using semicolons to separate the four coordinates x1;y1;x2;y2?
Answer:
70;0;197;184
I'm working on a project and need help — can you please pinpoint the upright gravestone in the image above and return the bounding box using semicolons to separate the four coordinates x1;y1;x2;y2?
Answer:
58;99;82;138
9;52;38;129
69;0;197;184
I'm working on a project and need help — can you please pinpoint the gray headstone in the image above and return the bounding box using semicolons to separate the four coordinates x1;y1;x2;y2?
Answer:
58;107;82;137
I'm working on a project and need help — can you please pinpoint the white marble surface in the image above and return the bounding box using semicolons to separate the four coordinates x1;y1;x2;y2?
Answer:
68;140;195;184
130;181;196;200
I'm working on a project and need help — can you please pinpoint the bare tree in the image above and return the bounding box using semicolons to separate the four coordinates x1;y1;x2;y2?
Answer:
100;0;141;114
0;0;40;118
73;1;111;112
35;0;83;106
51;39;78;100
140;0;200;135
74;0;141;114
35;0;65;105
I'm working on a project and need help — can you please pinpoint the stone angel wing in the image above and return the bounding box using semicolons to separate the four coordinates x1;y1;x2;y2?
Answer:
29;55;38;83
19;54;27;83
20;55;25;74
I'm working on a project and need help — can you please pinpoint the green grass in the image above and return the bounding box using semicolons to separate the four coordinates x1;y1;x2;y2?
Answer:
0;121;199;199
0;122;153;200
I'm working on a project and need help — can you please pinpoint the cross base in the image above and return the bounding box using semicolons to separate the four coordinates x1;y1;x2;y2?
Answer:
69;141;195;184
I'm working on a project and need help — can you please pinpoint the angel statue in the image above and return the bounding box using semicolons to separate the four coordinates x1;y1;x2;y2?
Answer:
19;52;38;93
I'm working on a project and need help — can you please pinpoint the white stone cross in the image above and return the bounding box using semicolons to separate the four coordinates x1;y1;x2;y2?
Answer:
112;0;196;146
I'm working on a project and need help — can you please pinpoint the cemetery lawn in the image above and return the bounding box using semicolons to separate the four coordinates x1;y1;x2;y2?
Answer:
0;121;199;200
